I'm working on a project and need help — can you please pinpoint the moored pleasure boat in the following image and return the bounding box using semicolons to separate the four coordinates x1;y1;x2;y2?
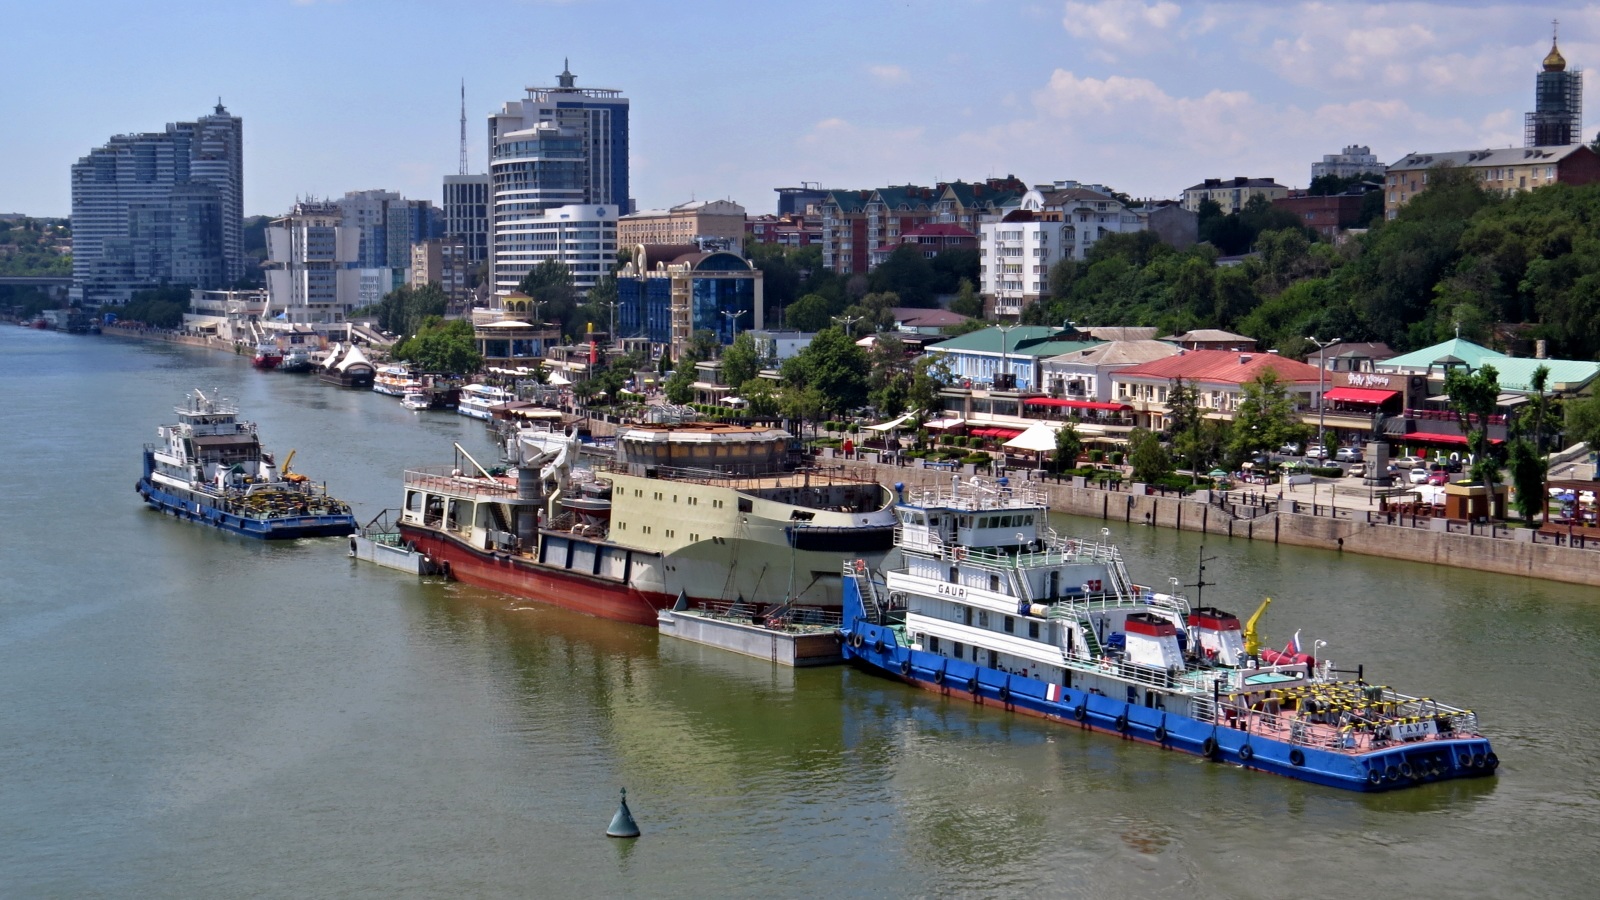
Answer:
396;420;900;625
838;476;1498;792
136;389;357;539
374;364;424;397
277;347;314;373
457;383;514;420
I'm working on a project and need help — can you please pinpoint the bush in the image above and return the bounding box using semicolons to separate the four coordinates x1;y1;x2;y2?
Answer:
1109;451;1125;465
1310;466;1343;478
1088;449;1104;463
847;422;859;434
1152;475;1192;492
961;452;991;465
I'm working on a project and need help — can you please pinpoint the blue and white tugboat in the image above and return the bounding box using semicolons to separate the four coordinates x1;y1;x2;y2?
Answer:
839;476;1498;792
136;389;357;539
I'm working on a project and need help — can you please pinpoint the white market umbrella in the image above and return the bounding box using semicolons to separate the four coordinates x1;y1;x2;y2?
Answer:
1004;422;1061;453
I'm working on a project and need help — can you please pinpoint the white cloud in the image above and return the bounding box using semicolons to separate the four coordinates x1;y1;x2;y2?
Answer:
1062;0;1183;51
867;64;911;85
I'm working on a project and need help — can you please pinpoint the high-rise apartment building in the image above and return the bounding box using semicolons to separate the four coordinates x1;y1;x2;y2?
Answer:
1310;145;1385;181
443;174;490;267
70;102;243;305
488;62;629;295
1526;34;1583;147
264;201;362;324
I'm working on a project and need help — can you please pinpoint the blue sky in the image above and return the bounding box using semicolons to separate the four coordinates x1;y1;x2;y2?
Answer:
4;1;1596;218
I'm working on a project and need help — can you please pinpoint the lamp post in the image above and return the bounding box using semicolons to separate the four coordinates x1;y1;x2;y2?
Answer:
996;322;1017;390
721;308;747;342
832;313;864;337
1308;335;1341;454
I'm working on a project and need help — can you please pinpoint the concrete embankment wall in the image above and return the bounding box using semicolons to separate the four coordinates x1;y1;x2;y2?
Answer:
840;458;1600;588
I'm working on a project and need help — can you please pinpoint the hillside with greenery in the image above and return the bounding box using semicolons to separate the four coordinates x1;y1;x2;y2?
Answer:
0;218;70;277
1022;169;1600;361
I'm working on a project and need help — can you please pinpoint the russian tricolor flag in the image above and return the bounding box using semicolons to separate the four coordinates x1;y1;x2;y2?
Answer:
1287;630;1302;655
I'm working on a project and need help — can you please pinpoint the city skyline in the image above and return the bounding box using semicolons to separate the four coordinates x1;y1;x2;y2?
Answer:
7;1;1598;219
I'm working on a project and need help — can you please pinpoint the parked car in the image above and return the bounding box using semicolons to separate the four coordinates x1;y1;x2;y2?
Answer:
1335;447;1363;463
1347;462;1367;478
1409;466;1430;484
1394;455;1427;469
1278;442;1301;456
1427;470;1450;486
1304;445;1328;460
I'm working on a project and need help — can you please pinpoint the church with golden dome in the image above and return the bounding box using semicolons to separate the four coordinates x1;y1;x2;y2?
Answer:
1527;24;1583;147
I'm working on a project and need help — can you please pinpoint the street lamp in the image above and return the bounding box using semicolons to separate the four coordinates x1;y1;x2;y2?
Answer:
721;308;748;341
996;322;1018;390
832;313;864;337
1308;335;1342;453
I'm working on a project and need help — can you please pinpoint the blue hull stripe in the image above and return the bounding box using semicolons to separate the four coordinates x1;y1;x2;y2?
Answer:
138;478;356;541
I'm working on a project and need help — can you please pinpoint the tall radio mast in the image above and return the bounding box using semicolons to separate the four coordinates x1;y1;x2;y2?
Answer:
458;79;468;176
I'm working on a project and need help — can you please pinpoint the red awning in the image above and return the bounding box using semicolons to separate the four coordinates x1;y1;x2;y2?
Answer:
1023;397;1131;411
970;426;1024;439
1323;387;1399;404
1401;432;1504;445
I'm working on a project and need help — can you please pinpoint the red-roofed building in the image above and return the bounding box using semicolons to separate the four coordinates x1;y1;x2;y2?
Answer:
1111;350;1322;430
869;223;978;267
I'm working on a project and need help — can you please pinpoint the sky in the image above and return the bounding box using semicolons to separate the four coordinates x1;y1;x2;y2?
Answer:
4;0;1598;219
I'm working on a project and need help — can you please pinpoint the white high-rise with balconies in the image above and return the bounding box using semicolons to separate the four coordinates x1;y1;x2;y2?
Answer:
488;61;629;296
979;182;1144;317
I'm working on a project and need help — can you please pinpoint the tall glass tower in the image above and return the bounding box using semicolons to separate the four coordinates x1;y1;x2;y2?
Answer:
487;62;629;295
70;102;243;305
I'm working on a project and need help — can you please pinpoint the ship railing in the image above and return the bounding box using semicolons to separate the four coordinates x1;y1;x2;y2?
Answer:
403;466;518;498
1059;653;1183;692
904;478;1048;511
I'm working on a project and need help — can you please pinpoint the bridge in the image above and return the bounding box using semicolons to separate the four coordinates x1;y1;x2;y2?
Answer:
0;276;72;300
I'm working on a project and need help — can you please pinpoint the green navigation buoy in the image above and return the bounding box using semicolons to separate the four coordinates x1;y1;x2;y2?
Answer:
606;787;640;838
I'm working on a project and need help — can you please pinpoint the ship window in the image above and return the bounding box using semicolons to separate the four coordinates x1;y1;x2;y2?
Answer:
665;530;674;538
1004;615;1015;634
928;635;940;653
949;566;958;582
1029;621;1040;639
990;574;1001;592
987;650;999;668
953;642;964;659
963;607;973;626
690;533;698;541
977;610;989;628
738;498;752;513
406;490;422;514
654;492;663;501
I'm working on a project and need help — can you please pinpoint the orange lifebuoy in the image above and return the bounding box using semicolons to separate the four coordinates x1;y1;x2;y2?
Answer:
853;558;866;573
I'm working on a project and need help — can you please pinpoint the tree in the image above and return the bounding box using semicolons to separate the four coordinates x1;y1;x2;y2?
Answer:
1128;428;1173;483
930;248;980;295
785;292;835;332
1566;390;1600;450
1165;378;1203;476
359;283;447;338
1443;363;1503;506
950;277;983;318
782;326;869;415
719;331;760;390
906;355;952;421
1227;370;1310;462
391;318;481;374
516;260;578;335
1507;437;1546;524
1054;422;1083;471
867;244;936;306
866;333;912;415
739;377;781;419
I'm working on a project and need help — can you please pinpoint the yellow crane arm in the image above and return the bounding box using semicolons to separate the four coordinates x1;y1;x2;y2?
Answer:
281;449;297;474
1242;596;1271;657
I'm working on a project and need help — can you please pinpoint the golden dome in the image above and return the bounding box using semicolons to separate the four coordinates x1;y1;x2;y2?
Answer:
1544;41;1567;72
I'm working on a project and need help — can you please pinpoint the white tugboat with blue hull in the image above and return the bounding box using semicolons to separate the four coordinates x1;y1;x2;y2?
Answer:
839;476;1498;792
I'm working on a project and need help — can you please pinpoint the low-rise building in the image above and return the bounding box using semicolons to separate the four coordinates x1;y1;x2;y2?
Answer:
1159;329;1257;352
1311;144;1385;180
1181;177;1289;214
1273;190;1375;239
1039;339;1183;403
923;326;1101;393
1384;145;1600;219
745;213;820;247
980;182;1145;317
869;223;976;267
618;200;746;253
615;243;765;359
1111;350;1322;431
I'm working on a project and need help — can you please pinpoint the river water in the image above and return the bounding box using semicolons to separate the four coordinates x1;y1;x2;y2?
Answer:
2;327;1596;899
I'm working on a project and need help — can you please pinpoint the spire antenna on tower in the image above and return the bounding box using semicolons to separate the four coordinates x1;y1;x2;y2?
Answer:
458;79;468;176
